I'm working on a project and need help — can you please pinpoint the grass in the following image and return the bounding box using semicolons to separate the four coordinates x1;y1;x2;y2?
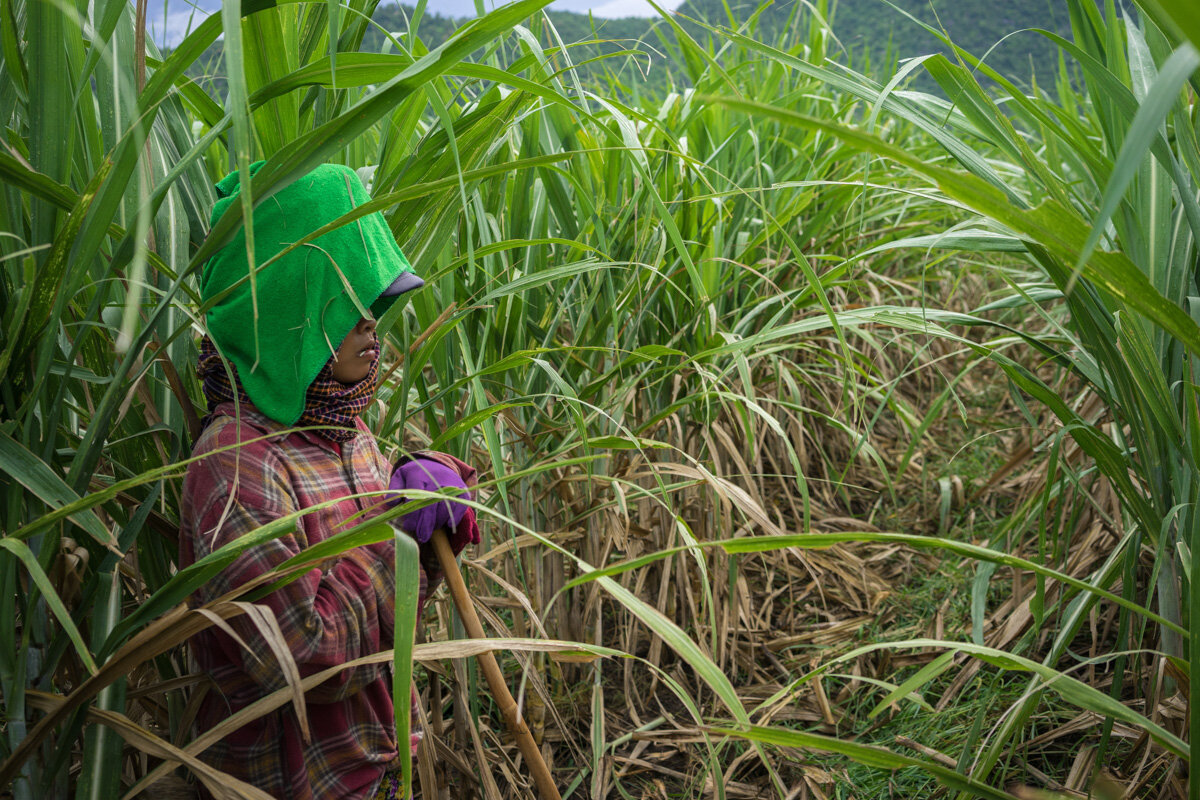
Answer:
749;340;1038;797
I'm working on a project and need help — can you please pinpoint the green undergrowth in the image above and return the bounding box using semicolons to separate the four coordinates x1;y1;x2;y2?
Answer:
804;335;1052;796
811;672;1078;799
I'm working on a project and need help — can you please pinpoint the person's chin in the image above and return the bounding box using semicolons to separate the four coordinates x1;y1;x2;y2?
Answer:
333;360;372;385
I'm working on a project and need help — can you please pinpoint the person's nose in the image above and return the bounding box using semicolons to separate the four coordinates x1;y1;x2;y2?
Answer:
358;317;376;335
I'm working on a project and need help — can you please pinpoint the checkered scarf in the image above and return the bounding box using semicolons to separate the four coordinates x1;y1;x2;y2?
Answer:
198;335;378;442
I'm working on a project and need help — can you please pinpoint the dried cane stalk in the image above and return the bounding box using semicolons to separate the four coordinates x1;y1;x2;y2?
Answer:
430;530;561;800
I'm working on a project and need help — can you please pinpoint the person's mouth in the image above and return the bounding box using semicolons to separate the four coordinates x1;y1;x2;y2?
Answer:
356;338;379;360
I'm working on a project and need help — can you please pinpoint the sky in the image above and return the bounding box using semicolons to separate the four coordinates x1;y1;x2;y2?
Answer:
148;0;684;48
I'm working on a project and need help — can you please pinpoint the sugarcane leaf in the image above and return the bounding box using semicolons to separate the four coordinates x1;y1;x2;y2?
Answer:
836;639;1188;758
1131;0;1200;54
0;432;117;551
1077;44;1200;270
702;97;1200;361
710;724;1026;800
392;530;419;797
0;539;98;675
560;531;1185;638
868;651;956;720
193;0;555;267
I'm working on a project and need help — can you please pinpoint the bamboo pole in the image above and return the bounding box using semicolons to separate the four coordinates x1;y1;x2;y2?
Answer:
430;530;562;800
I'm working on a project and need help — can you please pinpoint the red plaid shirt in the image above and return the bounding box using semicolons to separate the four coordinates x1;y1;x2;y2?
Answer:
179;402;431;800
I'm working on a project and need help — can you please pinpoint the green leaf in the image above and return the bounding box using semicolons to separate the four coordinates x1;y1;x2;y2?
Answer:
585;435;671;450
561;532;1185;638
1132;0;1200;54
430;402;532;451
0;539;98;675
835;640;1188;759
868;651;956;720
970;562;998;647
392;531;420;797
0;432;117;551
1077;44;1200;270
702;96;1200;361
0;153;76;211
709;724;1025;800
478;261;625;302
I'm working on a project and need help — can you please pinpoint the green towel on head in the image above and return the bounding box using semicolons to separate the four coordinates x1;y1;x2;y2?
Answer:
200;161;416;426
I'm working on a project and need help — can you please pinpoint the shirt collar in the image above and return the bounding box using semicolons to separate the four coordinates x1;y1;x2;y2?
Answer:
211;401;354;455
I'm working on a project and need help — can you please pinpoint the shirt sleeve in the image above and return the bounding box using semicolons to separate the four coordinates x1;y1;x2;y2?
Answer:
185;420;395;703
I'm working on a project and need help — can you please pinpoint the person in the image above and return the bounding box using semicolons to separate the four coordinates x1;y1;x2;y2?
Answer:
178;162;478;800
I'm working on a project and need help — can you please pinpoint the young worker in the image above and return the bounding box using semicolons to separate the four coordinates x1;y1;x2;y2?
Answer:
179;162;476;800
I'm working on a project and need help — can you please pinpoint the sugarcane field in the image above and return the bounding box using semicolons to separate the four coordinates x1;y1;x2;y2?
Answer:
0;0;1197;798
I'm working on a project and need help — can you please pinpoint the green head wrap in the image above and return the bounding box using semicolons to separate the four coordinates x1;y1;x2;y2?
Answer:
200;161;417;426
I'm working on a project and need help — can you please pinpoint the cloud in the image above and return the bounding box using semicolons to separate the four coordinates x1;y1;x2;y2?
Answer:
146;1;221;48
149;10;206;47
587;0;682;17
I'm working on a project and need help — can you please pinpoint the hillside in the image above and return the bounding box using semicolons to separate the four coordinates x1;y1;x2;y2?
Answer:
678;0;1085;88
360;4;652;53
183;4;660;99
183;0;1093;98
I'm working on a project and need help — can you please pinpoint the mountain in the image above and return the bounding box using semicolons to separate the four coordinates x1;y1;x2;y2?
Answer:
364;4;654;49
183;0;1100;100
677;0;1093;89
368;0;1108;92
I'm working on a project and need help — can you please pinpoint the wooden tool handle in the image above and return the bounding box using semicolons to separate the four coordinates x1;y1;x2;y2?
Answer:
430;530;561;800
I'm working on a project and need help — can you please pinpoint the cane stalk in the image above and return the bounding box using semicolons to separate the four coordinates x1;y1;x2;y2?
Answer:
430;529;562;800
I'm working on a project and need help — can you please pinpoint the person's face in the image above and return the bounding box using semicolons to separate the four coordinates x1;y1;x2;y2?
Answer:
330;316;378;384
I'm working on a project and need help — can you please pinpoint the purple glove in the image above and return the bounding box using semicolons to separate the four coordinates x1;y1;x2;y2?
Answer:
388;458;471;544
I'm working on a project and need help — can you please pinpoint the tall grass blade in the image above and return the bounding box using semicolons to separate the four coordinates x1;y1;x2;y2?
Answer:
392;531;420;795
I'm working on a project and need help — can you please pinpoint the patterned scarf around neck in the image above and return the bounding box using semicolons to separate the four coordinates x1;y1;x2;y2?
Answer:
198;335;379;443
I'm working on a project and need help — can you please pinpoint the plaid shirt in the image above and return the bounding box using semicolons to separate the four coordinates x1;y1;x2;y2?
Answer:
179;402;431;800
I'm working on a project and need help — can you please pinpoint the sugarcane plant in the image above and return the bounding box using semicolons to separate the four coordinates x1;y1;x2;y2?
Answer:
10;0;1193;795
696;0;1200;793
0;0;563;796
